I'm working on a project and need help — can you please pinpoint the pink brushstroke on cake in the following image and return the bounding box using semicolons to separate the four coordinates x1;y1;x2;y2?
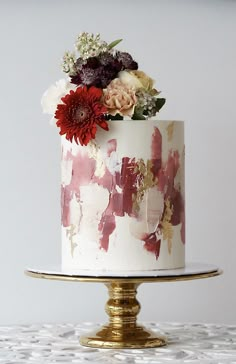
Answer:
107;139;117;157
61;150;96;227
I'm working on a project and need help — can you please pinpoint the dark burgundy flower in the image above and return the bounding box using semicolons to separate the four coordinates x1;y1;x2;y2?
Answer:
79;67;100;86
98;67;117;88
99;53;121;72
75;57;86;71
85;57;100;69
55;86;108;146
70;73;82;85
71;53;123;88
99;52;115;66
72;58;100;86
116;51;138;70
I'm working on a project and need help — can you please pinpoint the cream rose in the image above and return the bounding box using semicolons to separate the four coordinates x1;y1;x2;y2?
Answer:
103;79;137;117
118;70;154;92
131;70;154;91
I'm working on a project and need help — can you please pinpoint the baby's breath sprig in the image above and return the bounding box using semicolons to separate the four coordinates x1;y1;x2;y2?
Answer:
75;32;109;59
61;51;77;76
133;90;166;120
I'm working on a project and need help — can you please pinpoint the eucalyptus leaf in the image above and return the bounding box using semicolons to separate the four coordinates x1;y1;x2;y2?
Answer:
155;98;166;112
108;39;123;50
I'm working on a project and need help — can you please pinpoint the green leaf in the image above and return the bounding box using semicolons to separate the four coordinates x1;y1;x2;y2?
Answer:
132;107;146;120
108;39;123;50
155;98;166;112
108;114;123;120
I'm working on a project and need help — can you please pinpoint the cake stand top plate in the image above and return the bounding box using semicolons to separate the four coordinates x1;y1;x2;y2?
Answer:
25;262;222;283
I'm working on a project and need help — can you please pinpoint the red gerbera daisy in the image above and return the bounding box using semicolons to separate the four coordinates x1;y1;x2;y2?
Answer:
55;86;108;146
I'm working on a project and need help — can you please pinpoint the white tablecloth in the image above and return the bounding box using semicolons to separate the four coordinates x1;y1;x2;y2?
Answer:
0;322;235;363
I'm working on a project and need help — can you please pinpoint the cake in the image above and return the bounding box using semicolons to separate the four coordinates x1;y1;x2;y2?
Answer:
42;32;185;271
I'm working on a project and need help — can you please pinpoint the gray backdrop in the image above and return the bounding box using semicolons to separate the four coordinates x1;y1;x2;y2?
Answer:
0;0;235;325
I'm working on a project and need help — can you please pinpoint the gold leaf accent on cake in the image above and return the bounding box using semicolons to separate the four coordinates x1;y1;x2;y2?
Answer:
66;224;77;257
166;121;174;142
132;159;156;213
160;198;174;254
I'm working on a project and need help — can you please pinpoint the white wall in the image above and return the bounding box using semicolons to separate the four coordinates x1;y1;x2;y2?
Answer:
0;0;235;325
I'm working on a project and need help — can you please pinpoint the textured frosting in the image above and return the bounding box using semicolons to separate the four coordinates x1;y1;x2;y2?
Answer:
61;120;185;271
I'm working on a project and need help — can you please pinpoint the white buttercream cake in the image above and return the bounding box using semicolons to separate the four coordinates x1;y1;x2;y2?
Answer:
41;32;185;272
61;120;185;271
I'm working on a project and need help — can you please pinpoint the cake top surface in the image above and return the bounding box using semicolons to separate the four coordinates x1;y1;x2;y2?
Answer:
41;32;166;146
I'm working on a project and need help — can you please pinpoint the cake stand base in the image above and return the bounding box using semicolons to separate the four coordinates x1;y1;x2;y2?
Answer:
80;282;166;348
25;263;222;349
80;325;166;349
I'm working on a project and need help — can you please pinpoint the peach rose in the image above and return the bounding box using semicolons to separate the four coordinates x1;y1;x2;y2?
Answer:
103;79;137;117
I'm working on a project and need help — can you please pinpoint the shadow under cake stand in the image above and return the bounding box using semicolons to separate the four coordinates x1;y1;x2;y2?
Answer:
25;262;222;349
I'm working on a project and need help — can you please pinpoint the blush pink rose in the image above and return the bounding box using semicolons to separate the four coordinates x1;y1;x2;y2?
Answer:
103;79;137;117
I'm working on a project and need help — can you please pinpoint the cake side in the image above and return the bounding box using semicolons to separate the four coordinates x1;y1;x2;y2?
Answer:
61;120;185;271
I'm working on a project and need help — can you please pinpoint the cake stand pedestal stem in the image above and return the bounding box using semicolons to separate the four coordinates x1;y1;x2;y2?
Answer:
79;281;167;349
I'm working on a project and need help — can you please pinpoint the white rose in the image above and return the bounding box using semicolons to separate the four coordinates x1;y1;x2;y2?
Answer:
118;70;143;90
41;79;77;124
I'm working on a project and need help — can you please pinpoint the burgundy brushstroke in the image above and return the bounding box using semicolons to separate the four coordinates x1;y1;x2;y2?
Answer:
117;157;139;217
93;166;118;250
95;157;139;250
180;210;185;244
161;150;185;244
151;127;162;176
98;195;116;251
157;150;180;195
170;189;182;226
152;145;185;246
137;127;163;258
142;232;161;259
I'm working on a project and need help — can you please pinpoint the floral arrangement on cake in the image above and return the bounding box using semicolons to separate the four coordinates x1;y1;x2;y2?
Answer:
42;32;165;146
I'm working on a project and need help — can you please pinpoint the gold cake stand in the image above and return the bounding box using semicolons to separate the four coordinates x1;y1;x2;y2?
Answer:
25;264;222;349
